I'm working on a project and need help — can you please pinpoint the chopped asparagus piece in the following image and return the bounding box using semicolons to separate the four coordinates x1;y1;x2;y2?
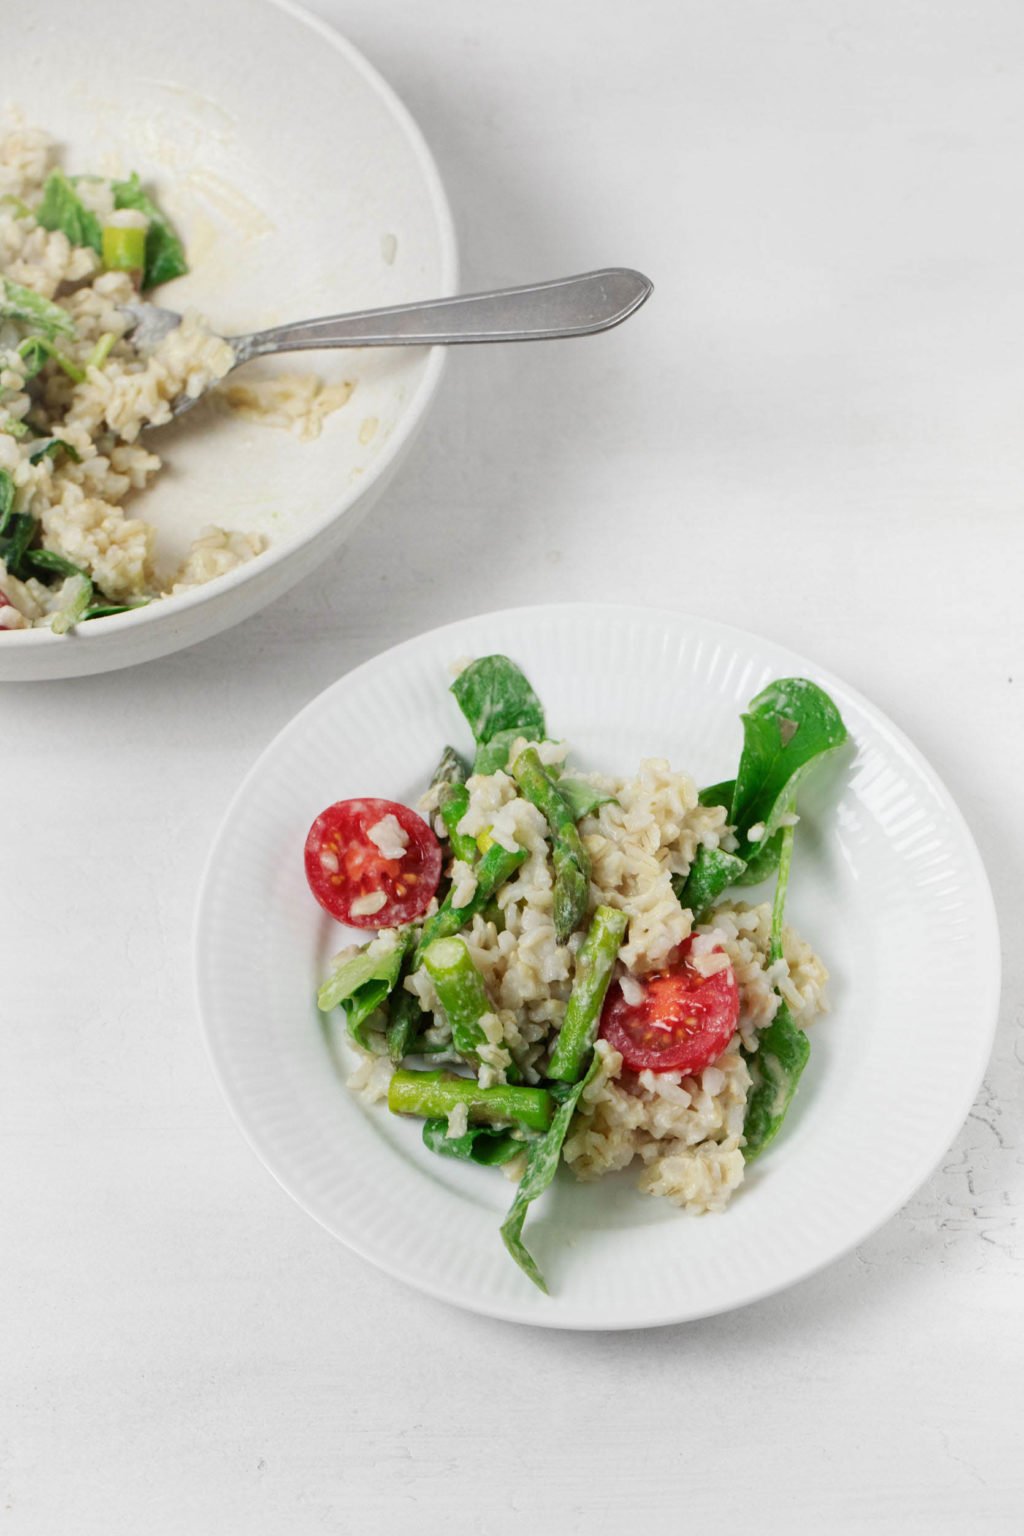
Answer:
388;1069;553;1132
422;935;496;1060
511;746;590;942
546;905;628;1083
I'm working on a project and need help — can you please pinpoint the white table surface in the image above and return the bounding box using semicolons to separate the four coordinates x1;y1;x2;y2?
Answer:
4;1;1023;1530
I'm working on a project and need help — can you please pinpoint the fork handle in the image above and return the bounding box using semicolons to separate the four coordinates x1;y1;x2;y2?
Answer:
232;268;652;359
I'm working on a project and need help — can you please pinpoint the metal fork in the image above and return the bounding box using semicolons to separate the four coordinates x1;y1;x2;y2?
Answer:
120;267;653;420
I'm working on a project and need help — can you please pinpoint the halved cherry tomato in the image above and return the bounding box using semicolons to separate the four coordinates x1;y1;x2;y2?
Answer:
599;936;739;1075
304;797;442;929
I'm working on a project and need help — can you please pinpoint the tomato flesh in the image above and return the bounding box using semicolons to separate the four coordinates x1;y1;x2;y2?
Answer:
599;936;739;1075
304;797;441;929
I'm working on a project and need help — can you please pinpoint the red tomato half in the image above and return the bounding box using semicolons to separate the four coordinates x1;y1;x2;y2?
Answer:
304;797;442;929
599;936;739;1075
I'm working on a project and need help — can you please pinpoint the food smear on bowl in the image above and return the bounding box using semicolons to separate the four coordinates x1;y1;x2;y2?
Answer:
0;122;351;633
311;656;848;1293
220;373;354;442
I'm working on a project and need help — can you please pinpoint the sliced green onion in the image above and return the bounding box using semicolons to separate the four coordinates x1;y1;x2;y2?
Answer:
50;572;94;635
82;598;152;622
1;278;76;339
17;335;85;385
0;194;31;219
86;332;116;371
102;218;147;277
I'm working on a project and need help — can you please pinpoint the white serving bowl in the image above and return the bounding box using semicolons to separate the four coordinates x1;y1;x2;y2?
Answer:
1;0;456;680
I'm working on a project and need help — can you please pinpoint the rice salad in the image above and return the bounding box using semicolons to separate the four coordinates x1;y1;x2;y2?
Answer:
0;123;347;633
309;655;847;1293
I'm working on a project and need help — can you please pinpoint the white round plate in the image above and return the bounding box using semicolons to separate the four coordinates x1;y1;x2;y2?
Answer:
195;604;1000;1329
2;0;455;679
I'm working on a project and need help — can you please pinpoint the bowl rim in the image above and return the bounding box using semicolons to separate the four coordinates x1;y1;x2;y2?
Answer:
5;0;458;652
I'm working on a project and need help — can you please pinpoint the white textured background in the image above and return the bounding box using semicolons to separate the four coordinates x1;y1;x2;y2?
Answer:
3;0;1022;1531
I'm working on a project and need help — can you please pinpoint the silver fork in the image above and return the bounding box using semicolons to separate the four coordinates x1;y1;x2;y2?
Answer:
120;267;653;420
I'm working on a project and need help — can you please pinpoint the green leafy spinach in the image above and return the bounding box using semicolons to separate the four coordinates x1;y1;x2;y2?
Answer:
555;777;618;821
1;279;75;340
421;1118;522;1167
28;438;81;466
500;1052;601;1292
35;171;102;253
0;470;14;536
452;655;546;761
675;678;847;920
0;512;37;578
111;173;188;289
317;930;414;1049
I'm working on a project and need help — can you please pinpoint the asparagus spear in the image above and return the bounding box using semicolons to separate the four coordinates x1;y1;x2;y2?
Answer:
384;744;475;1062
437;780;478;865
511;747;590;942
422;935;497;1059
388;1069;553;1132
415;841;526;960
546;904;628;1083
389;843;525;1062
429;744;467;790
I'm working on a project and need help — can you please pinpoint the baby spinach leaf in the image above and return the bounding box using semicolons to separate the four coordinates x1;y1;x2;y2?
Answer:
24;548;89;581
731;678;847;844
556;777;618;821
742;1001;810;1161
452;655;546;752
732;828;784;886
82;598;151;621
697;779;735;809
422;1118;522;1166
386;978;426;1064
472;728;527;776
672;847;748;922
35;171;102;253
676;680;847;917
0;512;37;577
111;173;188;289
0;470;14;536
317;930;414;1050
28;438;81;465
1;279;75;339
500;1052;601;1292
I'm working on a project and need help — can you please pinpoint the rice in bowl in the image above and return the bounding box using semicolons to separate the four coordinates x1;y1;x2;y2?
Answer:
0;122;350;633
